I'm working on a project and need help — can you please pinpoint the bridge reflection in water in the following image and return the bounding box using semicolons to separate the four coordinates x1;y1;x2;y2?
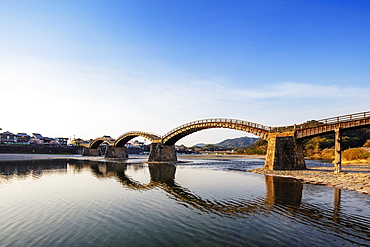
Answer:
2;159;369;246
0;160;349;223
1;159;369;245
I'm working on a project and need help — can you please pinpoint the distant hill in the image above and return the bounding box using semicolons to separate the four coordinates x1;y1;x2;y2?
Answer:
194;143;206;147
216;136;260;148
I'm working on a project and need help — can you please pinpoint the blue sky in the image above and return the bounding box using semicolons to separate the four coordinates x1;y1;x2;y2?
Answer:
1;0;369;145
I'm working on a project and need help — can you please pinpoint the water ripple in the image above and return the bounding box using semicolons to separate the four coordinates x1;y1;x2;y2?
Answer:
0;159;369;246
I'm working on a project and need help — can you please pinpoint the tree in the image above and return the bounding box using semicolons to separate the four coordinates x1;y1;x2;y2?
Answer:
364;140;370;147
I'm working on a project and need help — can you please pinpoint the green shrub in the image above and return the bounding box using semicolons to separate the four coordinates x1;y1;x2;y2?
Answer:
363;140;370;147
244;139;267;155
321;148;334;159
343;148;370;161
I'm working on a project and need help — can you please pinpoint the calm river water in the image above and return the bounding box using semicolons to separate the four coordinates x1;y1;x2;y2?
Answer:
0;157;369;247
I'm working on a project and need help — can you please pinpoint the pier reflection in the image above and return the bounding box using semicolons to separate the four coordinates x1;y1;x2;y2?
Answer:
0;159;366;236
149;163;176;184
265;176;303;207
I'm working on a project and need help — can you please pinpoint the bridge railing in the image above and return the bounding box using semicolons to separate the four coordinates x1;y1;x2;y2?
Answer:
164;118;271;137
271;110;370;133
116;131;162;140
317;111;370;125
93;136;116;143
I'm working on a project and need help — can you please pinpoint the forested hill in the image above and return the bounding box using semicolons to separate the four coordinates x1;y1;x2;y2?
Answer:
216;136;259;148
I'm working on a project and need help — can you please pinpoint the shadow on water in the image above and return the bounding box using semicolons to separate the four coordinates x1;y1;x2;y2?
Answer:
0;159;369;245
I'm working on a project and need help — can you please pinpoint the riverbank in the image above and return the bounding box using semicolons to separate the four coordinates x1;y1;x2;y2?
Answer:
250;165;370;194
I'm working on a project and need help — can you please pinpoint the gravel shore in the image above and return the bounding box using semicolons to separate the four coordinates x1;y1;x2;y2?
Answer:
250;165;370;195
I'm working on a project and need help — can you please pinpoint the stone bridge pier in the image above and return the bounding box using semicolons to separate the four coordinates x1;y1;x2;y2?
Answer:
148;143;177;162
105;146;128;159
82;146;128;158
82;147;100;156
264;132;306;170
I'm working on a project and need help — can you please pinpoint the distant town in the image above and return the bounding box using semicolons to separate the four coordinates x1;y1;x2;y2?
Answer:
0;130;259;155
0;131;70;146
0;130;149;150
0;130;196;154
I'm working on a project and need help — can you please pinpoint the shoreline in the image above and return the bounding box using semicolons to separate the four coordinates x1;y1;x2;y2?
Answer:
250;165;370;195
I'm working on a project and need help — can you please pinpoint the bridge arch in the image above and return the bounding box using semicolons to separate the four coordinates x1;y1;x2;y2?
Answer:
162;118;270;145
89;136;116;149
114;131;162;147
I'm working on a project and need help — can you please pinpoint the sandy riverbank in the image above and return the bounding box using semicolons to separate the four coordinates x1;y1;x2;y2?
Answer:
250;165;370;195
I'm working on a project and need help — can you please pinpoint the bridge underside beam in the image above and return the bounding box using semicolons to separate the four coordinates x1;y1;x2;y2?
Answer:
264;132;306;170
148;143;177;162
104;146;128;159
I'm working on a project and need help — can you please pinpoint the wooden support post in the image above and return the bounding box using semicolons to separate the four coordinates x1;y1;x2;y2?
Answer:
334;128;342;173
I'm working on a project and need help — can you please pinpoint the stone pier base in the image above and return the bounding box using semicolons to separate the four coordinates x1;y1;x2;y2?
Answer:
104;146;128;159
82;147;100;156
148;143;177;162
264;132;306;170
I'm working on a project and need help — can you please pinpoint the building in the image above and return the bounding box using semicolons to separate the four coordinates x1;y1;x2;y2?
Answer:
16;133;31;144
32;133;43;139
30;133;44;145
127;140;144;148
0;131;69;146
31;133;62;145
70;138;91;147
43;137;56;145
0;131;16;144
55;137;69;146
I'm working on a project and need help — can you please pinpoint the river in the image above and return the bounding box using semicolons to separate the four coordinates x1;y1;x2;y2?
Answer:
0;157;369;246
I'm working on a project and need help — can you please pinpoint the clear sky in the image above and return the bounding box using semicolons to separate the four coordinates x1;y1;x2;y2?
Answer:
1;0;369;146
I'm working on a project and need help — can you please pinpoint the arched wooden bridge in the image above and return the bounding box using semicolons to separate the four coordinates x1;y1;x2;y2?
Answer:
83;110;370;172
89;136;115;149
162;118;270;145
114;131;162;147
